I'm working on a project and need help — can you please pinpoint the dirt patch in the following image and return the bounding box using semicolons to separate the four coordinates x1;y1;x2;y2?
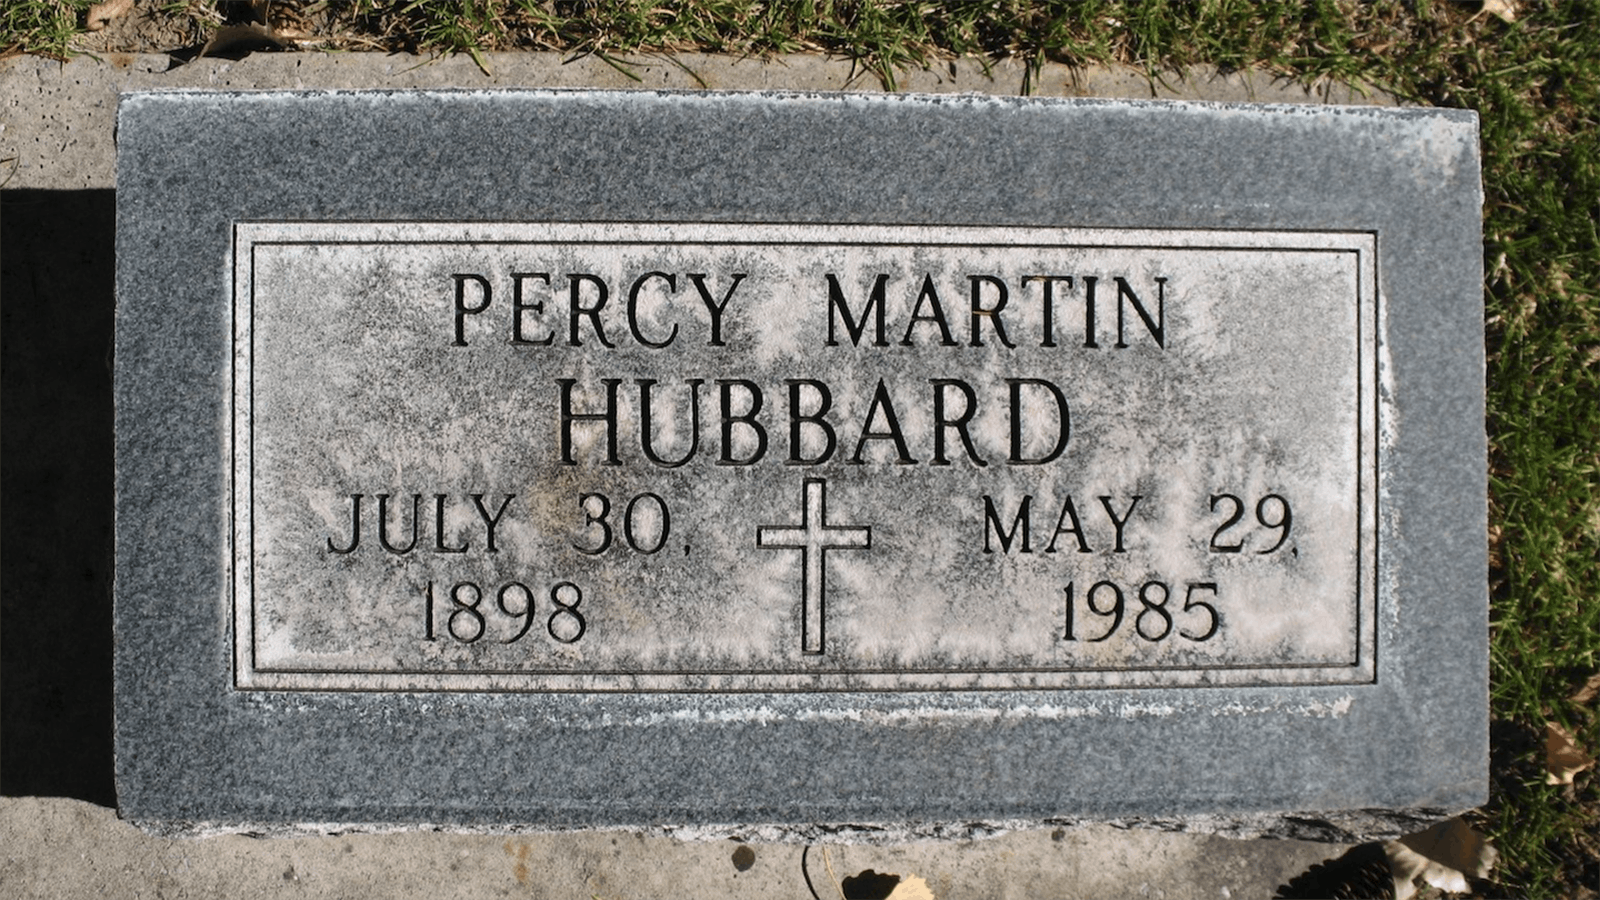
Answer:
70;1;362;56
71;3;209;55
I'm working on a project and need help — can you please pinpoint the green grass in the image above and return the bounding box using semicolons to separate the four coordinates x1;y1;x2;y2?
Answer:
1468;5;1600;890
0;0;90;58
5;0;1599;894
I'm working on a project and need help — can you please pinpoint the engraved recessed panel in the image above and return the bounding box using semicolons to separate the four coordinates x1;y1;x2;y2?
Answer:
231;222;1377;691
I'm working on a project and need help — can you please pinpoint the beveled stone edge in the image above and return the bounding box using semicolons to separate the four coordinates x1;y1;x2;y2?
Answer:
125;805;1464;843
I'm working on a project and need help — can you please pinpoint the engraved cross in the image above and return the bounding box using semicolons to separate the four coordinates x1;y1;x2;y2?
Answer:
756;478;872;656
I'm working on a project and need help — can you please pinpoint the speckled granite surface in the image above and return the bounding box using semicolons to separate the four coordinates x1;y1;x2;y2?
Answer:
114;89;1484;834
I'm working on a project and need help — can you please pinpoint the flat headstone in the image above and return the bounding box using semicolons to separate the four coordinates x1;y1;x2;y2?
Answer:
114;89;1485;834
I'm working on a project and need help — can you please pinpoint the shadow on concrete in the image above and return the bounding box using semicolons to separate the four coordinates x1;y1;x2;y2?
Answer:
1;189;116;807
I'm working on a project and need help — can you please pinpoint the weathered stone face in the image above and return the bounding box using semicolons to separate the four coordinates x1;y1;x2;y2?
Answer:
234;222;1375;692
115;89;1485;832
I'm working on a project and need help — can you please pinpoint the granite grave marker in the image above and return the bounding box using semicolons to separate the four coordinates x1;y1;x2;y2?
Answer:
115;89;1486;833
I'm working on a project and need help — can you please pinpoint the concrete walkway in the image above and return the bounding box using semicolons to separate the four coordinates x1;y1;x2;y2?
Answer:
2;795;1353;899
1;49;1395;899
2;51;1392;191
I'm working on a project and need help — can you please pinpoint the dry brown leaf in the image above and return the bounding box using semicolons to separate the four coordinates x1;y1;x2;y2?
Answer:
1385;817;1497;900
85;0;134;31
885;874;935;900
273;26;315;43
199;23;293;58
835;868;935;900
1571;672;1600;705
1546;721;1596;785
1481;0;1518;23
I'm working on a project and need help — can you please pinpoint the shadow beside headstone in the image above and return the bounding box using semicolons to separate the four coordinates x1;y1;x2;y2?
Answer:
1;189;116;808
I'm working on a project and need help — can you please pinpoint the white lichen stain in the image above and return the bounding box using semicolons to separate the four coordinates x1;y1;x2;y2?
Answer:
1117;702;1177;719
1208;694;1354;718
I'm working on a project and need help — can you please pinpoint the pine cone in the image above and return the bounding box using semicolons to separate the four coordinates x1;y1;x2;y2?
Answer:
1275;842;1396;900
